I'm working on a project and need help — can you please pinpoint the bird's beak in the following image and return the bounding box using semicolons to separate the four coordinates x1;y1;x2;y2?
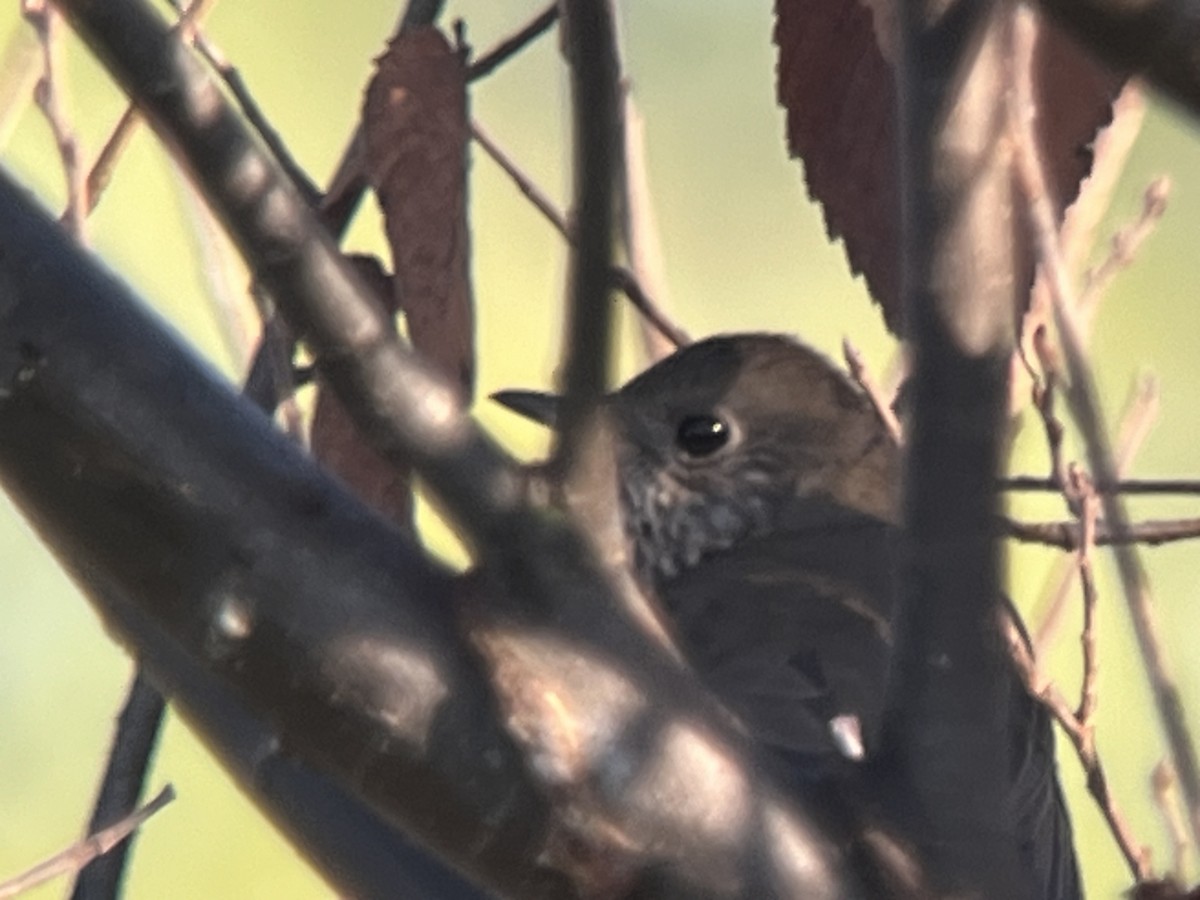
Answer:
490;389;561;428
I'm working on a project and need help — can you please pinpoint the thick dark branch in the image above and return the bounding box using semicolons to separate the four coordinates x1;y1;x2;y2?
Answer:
886;1;1038;896
1036;0;1200;118
0;171;553;899
84;585;488;900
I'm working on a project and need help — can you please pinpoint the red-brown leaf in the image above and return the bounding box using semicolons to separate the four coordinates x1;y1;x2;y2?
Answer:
774;0;1123;334
310;27;472;530
363;26;474;399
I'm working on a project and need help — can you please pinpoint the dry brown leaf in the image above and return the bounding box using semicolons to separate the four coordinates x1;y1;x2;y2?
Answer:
363;26;474;399
774;0;1123;335
310;27;471;529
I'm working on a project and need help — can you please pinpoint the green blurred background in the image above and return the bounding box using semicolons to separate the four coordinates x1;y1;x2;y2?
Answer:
0;1;1197;896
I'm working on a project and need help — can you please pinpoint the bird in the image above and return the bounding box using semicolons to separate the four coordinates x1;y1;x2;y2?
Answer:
494;332;1081;900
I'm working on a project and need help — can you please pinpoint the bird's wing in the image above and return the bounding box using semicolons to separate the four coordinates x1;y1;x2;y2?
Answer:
659;512;1082;900
656;513;896;763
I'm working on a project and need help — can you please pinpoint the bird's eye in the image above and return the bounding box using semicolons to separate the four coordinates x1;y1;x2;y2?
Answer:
675;414;730;458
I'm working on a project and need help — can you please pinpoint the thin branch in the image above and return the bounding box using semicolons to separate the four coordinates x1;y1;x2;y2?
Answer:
467;3;558;82
608;266;688;349
619;96;678;361
0;25;42;150
1010;15;1161;872
1011;5;1200;850
68;673;166;900
167;0;321;207
80;105;139;217
23;0;87;239
1079;176;1170;319
1031;324;1072;495
178;174;261;372
1003;475;1200;495
843;338;903;445
1005;617;1152;880
471;119;688;351
63;0;221;226
1153;760;1195;884
1032;373;1159;654
471;119;568;236
1073;471;1101;726
1002;514;1200;550
610;6;685;362
0;786;174;900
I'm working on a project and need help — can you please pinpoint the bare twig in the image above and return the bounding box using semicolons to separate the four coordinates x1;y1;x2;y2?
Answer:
23;0;87;238
1079;177;1170;321
467;3;558;82
1014;84;1146;418
1004;616;1152;881
1004;475;1200;495
0;786;174;900
80;105;140;218
1154;761;1195;883
1003;514;1200;549
620;98;681;361
608;266;689;350
471;119;688;351
1073;470;1101;726
1029;325;1073;497
611;7;684;362
470;119;568;236
843;339;903;445
1011;6;1200;850
0;25;41;149
1031;373;1160;653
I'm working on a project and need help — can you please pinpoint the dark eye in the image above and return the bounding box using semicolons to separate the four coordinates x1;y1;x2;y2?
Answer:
675;414;730;458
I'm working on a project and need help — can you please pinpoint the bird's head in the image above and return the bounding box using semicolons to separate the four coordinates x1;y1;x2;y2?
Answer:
494;333;900;582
